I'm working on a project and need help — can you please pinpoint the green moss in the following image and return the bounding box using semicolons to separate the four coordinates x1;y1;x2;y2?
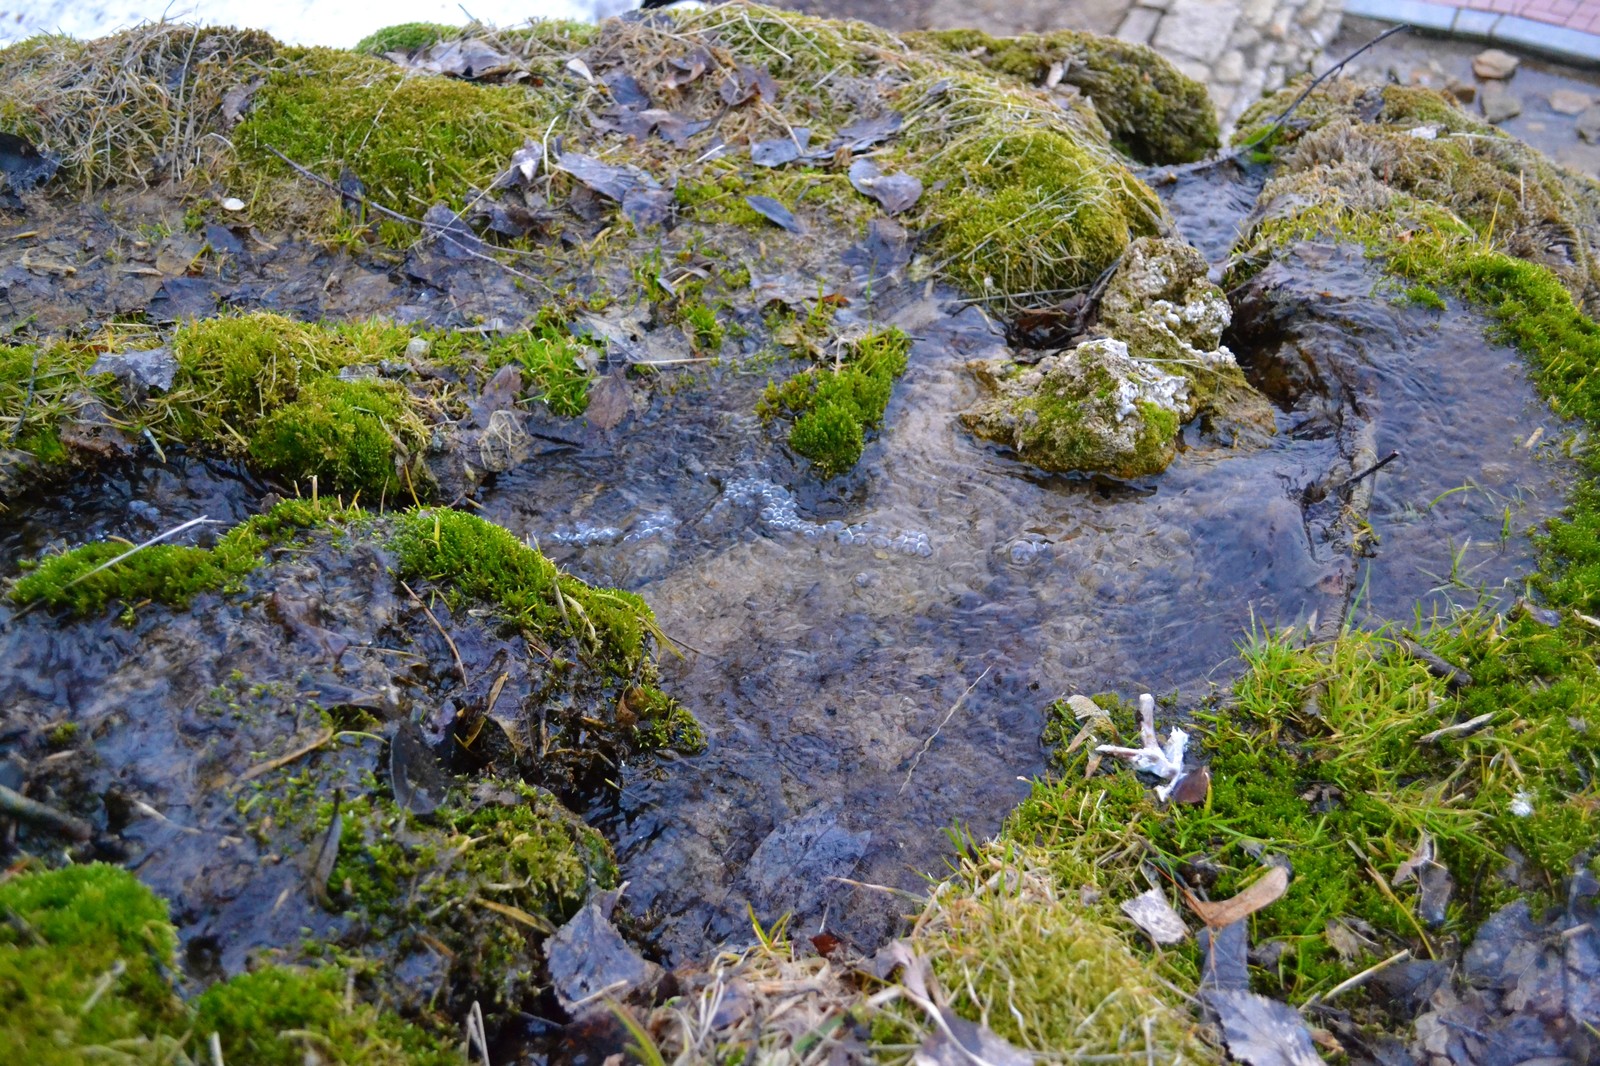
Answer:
759;327;910;478
922;125;1159;304
354;22;457;56
482;320;594;416
391;507;660;677
9;497;360;615
249;376;428;498
628;684;706;753
0;341;108;465
905;846;1218;1061
0;863;185;1062
908;28;1219;164
235;49;558;225
193;965;458;1066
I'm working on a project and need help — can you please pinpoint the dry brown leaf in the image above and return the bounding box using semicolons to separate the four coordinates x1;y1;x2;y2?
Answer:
1184;865;1289;929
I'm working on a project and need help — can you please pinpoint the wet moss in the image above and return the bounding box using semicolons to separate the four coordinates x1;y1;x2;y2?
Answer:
0;864;457;1063
0;341;107;466
9;497;361;615
758;327;910;478
248;376;428;498
907;28;1219;165
391;507;662;678
193;965;459;1066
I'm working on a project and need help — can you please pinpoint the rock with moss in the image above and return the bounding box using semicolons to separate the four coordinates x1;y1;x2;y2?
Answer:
907;28;1220;165
962;338;1186;479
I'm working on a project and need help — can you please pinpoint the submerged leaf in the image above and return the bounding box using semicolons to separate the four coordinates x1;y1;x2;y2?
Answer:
745;195;804;234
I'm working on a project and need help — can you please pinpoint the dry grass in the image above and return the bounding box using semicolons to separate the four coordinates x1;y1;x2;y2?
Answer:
0;24;276;192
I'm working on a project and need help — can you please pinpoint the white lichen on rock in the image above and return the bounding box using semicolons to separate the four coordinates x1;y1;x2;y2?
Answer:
962;237;1275;477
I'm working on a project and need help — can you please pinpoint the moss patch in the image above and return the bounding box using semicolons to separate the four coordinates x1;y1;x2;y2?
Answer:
248;376;426;497
0;863;457;1064
908;28;1219;165
9;497;361;616
758;327;910;478
354;22;457;56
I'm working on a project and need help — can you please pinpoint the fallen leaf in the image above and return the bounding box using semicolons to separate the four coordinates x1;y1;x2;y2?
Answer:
847;158;922;214
586;370;633;431
912;1016;1032;1066
1206;989;1322;1065
1067;694;1107;721
390;718;451;816
1121;887;1189;944
751;136;803;167
1168;765;1211;805
1184;865;1289;929
744;194;804;234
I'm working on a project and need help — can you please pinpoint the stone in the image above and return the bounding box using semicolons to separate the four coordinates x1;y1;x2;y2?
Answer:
1578;104;1600;144
1472;48;1520;80
1481;82;1521;124
1447;79;1476;105
1550;89;1593;116
1151;0;1241;64
1115;6;1162;44
89;346;177;400
1214;50;1246;85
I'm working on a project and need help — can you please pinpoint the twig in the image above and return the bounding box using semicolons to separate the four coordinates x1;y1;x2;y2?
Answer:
1343;450;1400;490
1305;948;1410;1007
1257;23;1413;145
0;783;93;840
401;580;469;686
900;667;991;794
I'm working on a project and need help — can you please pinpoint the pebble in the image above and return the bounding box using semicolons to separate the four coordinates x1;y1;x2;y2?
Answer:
1472;48;1520;81
1550;89;1594;116
1481;82;1522;125
1579;105;1600;144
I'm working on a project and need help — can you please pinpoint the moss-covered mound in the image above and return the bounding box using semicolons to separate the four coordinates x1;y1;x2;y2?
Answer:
0;863;458;1064
907;27;1220;165
0;313;595;503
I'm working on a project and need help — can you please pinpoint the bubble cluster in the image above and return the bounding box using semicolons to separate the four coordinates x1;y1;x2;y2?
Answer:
546;523;624;546
712;477;934;558
623;510;676;543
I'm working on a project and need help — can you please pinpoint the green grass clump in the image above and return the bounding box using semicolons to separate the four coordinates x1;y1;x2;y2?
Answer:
391;507;661;677
0;863;185;1062
0;341;110;465
249;377;427;498
235;48;555;223
483;320;594;416
354;22;457;55
9;497;359;615
907;28;1219;164
1013;612;1600;1000
759;327;910;478
922;124;1159;304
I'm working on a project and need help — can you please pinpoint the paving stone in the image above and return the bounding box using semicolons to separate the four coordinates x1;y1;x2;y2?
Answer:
1471;48;1520;80
1550;89;1594;116
1241;0;1276;26
1480;81;1522;124
1152;0;1242;64
1116;5;1162;43
1214;48;1246;83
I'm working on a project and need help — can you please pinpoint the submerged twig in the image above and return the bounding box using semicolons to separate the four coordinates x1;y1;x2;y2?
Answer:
1343;450;1400;491
233;727;336;786
900;666;991;794
0;783;93;840
400;580;469;686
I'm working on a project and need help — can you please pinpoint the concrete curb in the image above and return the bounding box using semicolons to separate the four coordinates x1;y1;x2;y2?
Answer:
1342;0;1600;66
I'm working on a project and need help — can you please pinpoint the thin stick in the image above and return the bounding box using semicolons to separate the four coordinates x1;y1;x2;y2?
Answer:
900;666;991;794
1344;450;1400;490
1306;948;1410;1007
0;783;93;840
1254;24;1413;145
401;580;469;686
56;515;221;593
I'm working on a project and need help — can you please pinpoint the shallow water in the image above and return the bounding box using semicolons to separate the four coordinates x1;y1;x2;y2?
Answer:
0;184;1577;969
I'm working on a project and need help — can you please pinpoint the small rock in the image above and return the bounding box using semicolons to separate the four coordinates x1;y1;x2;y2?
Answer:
1578;104;1600;144
1472;48;1519;80
1446;79;1476;105
1481;82;1522;125
221;196;245;211
89;346;177;400
1549;88;1593;116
